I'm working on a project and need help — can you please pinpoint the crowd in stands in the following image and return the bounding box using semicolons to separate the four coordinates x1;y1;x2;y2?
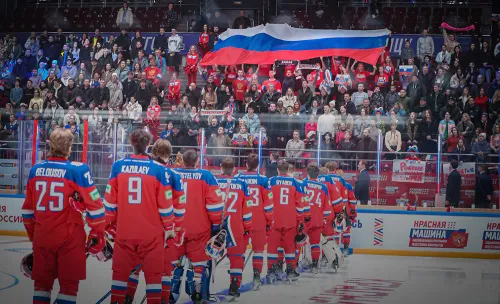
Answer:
1;19;500;167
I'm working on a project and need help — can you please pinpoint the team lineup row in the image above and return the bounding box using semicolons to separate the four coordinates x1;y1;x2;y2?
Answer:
20;128;357;304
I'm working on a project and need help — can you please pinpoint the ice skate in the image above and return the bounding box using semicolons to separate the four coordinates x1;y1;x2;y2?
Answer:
227;277;240;302
310;259;319;274
265;265;277;284
123;295;133;304
343;245;349;257
253;268;262;290
320;253;329;268
276;260;285;280
191;291;205;304
333;255;339;272
286;264;299;282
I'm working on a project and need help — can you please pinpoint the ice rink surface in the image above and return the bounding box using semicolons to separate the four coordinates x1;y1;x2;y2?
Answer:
1;236;499;304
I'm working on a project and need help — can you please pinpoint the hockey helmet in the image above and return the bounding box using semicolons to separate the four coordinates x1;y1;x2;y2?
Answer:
20;253;34;278
205;229;227;259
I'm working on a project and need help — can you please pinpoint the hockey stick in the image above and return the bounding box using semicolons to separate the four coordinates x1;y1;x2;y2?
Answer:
95;264;142;304
211;178;232;283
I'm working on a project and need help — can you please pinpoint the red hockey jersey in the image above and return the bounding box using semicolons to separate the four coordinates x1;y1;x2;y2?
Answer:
175;168;224;237
169;79;181;96
234;172;273;230
302;178;332;228
217;176;252;246
269;174;306;229
262;78;282;92
318;174;344;215
104;155;176;240
232;78;248;101
22;158;106;245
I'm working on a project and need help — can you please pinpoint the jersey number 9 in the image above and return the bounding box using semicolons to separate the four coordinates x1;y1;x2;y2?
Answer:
128;177;142;204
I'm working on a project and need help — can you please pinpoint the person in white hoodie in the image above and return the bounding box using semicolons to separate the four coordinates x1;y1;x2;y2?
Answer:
116;1;134;29
317;105;335;135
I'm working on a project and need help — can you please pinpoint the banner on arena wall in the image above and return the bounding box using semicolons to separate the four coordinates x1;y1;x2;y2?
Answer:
0;197;25;233
0;159;20;192
350;210;500;254
442;162;476;186
392;159;426;183
200;110;227;116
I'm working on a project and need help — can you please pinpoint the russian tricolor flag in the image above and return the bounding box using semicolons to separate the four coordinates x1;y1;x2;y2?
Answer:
201;24;390;66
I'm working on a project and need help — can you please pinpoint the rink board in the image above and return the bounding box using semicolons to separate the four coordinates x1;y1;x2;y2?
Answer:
1;195;500;258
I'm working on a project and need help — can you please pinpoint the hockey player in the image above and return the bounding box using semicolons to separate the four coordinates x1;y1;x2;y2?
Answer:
125;138;185;303
217;157;252;300
302;164;332;273
234;153;273;290
104;130;176;304
340;175;358;255
22;129;107;304
267;160;306;283
172;150;224;303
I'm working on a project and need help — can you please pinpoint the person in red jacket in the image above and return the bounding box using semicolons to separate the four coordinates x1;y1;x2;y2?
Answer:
262;70;282;93
22;129;107;304
475;87;489;113
104;130;176;304
234;154;273;289
198;24;211;57
168;72;181;104
185;45;199;85
145;58;162;82
217;158;252;300
146;97;162;141
232;70;248;102
267;160;307;283
303;163;332;273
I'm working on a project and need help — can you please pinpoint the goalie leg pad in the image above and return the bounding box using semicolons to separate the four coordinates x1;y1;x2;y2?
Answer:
185;266;195;296
170;266;184;303
320;235;338;264
201;260;212;300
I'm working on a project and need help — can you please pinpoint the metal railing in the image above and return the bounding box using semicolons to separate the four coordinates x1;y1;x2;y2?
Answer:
1;120;498;209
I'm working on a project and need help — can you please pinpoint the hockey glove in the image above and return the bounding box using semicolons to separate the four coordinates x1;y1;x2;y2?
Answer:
86;230;106;256
105;222;117;242
69;192;85;214
211;225;221;237
168;227;185;247
243;230;251;241
266;224;273;236
304;217;311;229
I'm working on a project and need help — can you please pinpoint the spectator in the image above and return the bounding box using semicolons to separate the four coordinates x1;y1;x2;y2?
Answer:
10;80;23;107
29;89;43;112
490;124;500;154
355;160;370;205
442;28;459;54
475;164;493;208
351;83;369;108
396;89;411;114
202;85;217;110
356;128;377;160
478;41;493;84
167;28;183;73
261;84;281;110
450;139;470;162
417;29;434;63
350;61;374;87
439;111;456;141
475;87;489;113
384;122;402;159
125;95;142;122
265;152;279;178
61;59;78;79
87;108;102;130
440;98;460;122
22;80;35;106
233;10;251;29
471;132;490;162
297;80;313;107
165;2;180;30
305;115;317;137
285;130;305;164
477;112;491;135
456;113;475;146
446;127;463;152
490;89;500;119
278;87;297;109
400;40;415;64
116;1;134;29
407;75;424;109
317;105;335;135
384;84;398;112
435;45;451;67
63;106;80;126
207;126;232;166
43;98;64;125
240;105;260;135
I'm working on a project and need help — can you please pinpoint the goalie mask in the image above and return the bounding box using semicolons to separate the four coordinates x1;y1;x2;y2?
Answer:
205;229;227;259
90;239;113;262
20;253;34;278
